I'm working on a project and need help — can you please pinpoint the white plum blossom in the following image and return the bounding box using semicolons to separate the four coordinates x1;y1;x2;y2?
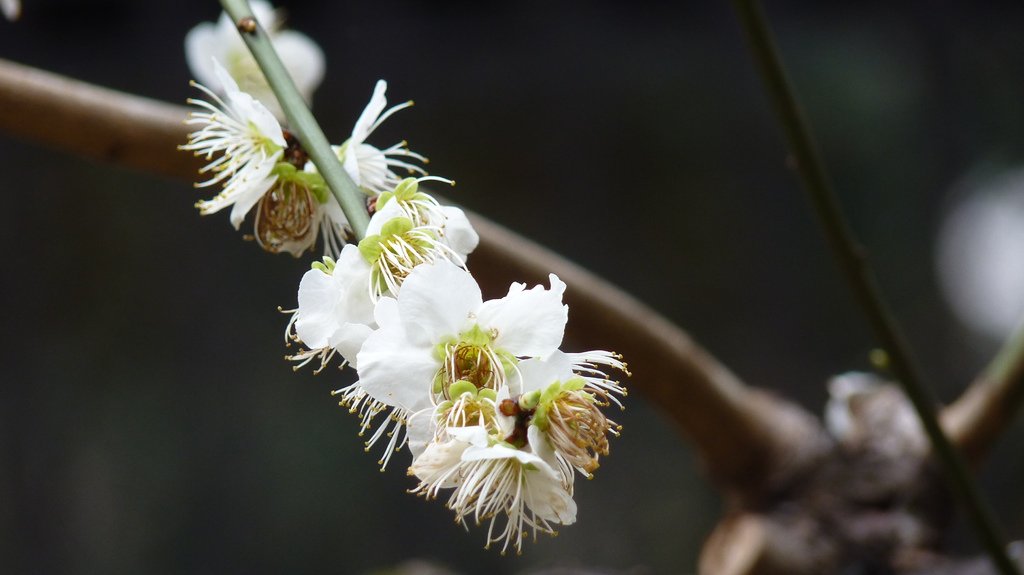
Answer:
182;58;284;228
183;58;349;257
357;188;475;301
937;168;1024;340
563;350;630;407
515;352;623;478
409;425;576;555
356;184;475;300
347;260;565;474
374;177;480;257
356;259;568;421
185;0;324;118
336;80;429;195
2;0;20;21
287;243;375;371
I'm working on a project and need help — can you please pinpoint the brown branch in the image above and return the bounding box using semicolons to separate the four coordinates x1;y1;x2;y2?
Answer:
0;59;202;178
0;56;824;493
699;512;839;575
942;323;1024;465
470;216;829;495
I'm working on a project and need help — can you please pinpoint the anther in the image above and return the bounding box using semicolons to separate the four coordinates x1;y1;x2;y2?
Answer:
499;399;520;417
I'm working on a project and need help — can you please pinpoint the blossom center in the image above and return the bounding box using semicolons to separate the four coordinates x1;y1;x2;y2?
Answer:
435;380;499;433
432;325;513;399
254;179;319;255
546;390;614;474
359;217;454;298
526;378;620;476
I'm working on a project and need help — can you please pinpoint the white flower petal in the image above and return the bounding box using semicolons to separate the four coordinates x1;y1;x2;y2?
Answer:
294;268;336;349
516;352;576;394
319;192;350;226
349;143;389;192
476;274;568;358
227;171;277;228
351;80;388;145
405;408;437;459
525;426;577;524
440;206;479;258
249;0;278;29
294;245;375;350
449;425;491;447
273;31;326;103
226;93;286;148
372;296;401;329
357;315;437;412
330;322;374;368
184;23;220;89
211;56;243;98
409;437;470;489
331;245;376;322
398;260;483;346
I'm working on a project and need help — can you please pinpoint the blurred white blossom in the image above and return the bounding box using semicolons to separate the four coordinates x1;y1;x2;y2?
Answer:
937;168;1024;339
2;0;20;21
185;0;324;118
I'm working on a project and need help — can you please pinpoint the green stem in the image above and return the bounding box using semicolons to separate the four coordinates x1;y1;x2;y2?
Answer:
218;0;370;239
728;1;1020;573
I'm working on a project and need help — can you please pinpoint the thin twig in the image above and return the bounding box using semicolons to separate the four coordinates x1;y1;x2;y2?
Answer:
0;60;199;178
218;0;370;238
728;1;1019;572
943;322;1024;465
0;57;816;491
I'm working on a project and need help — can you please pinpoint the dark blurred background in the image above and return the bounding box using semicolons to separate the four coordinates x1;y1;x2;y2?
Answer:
2;1;1023;573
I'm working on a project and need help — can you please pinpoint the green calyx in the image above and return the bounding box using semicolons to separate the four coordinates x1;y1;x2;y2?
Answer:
310;256;336;274
461;324;492;347
491;438;519;450
271;162;330;203
530;377;589;430
448;380;477;399
376;178;429;212
430;326;493;365
519;390;541;411
438;378;500;402
334;140;350;162
357;217;417;264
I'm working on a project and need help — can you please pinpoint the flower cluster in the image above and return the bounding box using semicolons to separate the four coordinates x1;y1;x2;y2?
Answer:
182;4;628;554
181;58;426;257
292;242;628;554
